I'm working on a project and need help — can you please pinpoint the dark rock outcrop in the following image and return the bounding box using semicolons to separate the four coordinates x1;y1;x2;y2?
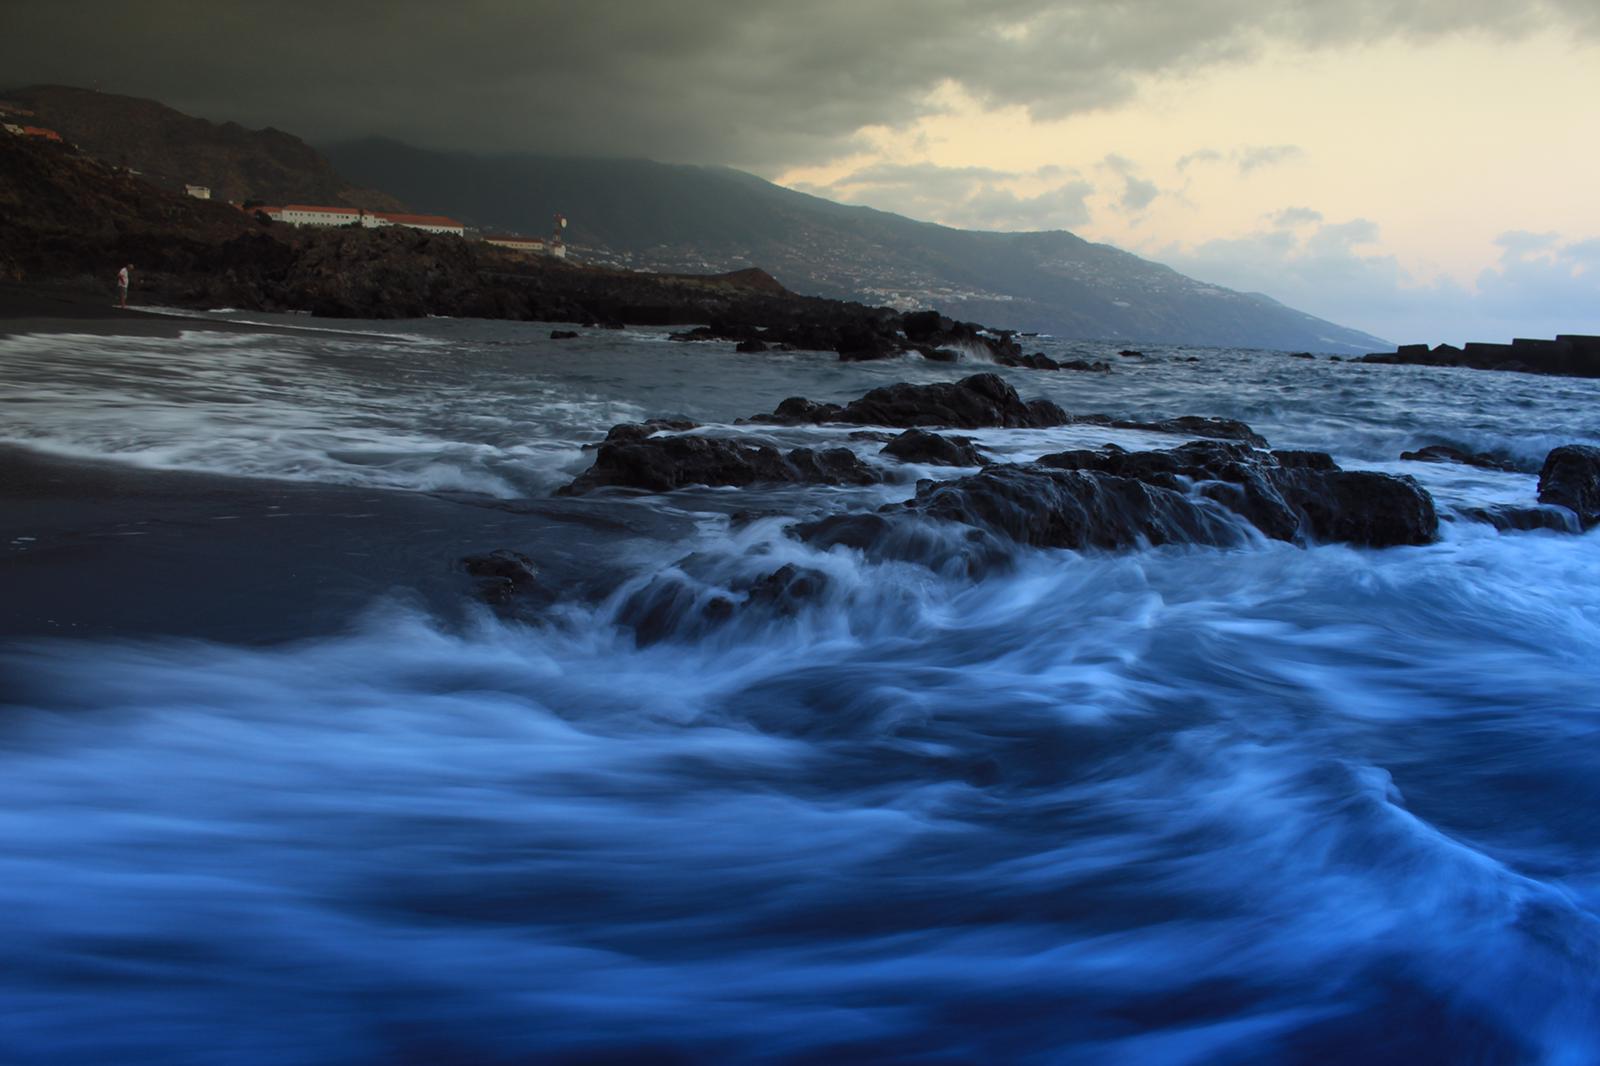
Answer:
561;434;880;494
745;564;830;615
1037;440;1433;547
747;373;1067;430
797;440;1438;566
1400;444;1520;472
1537;444;1600;528
880;429;986;467
1073;414;1269;448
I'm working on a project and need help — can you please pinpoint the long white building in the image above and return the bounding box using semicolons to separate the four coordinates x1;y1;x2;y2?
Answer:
261;205;464;236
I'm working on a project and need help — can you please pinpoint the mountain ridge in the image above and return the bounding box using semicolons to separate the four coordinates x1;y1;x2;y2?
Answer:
0;85;403;211
325;138;1390;352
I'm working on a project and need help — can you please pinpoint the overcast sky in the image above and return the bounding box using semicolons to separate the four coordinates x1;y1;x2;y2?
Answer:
8;1;1599;343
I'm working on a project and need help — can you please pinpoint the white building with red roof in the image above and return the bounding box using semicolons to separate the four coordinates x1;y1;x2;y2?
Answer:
262;205;465;236
372;212;465;236
275;204;364;227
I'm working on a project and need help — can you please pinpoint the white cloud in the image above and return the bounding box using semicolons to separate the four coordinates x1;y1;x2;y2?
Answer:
793;162;1095;231
1159;216;1600;345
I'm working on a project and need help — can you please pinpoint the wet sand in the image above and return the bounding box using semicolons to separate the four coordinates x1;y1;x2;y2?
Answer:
0;281;395;340
0;445;681;645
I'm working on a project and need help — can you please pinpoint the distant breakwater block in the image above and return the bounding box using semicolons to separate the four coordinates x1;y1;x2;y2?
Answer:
1362;334;1600;378
797;440;1439;569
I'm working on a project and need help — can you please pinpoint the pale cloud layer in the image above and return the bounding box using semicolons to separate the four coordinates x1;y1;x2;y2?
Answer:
794;163;1094;231
1160;214;1600;345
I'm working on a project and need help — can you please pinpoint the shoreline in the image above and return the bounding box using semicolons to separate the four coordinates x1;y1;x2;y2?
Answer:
0;443;678;645
0;281;405;341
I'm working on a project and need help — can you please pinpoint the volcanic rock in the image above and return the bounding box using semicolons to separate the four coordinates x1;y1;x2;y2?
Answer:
561;434;880;494
1536;444;1600;528
797;440;1438;565
880;429;986;467
1458;505;1582;534
1072;414;1269;448
460;549;540;605
748;373;1068;430
1400;444;1520;472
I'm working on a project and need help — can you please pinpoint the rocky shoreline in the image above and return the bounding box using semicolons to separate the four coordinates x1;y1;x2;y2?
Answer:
0;132;1052;362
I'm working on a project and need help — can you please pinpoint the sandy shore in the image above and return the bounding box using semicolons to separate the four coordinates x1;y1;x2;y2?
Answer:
0;445;673;645
0;281;396;340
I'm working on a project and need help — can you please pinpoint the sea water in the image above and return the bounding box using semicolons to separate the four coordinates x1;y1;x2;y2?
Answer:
2;314;1599;1064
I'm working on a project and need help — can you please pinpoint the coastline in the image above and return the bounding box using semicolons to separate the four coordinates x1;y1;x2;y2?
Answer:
0;443;677;645
0;281;403;340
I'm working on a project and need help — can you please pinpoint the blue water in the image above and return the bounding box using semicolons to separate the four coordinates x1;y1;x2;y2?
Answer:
3;315;1600;1064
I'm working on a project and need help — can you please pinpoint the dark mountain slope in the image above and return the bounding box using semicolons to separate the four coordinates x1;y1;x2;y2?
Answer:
325;139;1389;352
1;85;403;211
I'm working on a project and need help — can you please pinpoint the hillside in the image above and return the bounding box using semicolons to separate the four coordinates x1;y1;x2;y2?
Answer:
0;132;962;357
0;85;404;211
325;139;1390;352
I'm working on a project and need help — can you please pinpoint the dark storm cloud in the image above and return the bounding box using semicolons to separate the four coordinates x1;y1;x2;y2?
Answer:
4;1;1596;167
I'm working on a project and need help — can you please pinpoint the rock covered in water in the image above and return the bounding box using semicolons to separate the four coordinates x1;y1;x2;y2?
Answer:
747;372;1068;430
1537;444;1600;528
459;549;540;604
1458;505;1581;534
879;429;986;467
560;434;881;494
1071;414;1269;448
1400;444;1520;473
601;418;700;445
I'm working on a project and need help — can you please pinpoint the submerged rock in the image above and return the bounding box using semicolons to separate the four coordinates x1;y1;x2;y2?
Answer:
561;434;880;494
1458;505;1581;534
460;549;540;605
1080;414;1269;448
1400;444;1520;473
879;429;986;467
745;564;830;615
1537;444;1600;528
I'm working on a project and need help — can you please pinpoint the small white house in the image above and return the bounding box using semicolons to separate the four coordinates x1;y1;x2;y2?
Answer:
184;184;211;200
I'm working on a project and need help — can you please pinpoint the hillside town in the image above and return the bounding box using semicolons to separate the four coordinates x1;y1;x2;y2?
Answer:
0;102;568;259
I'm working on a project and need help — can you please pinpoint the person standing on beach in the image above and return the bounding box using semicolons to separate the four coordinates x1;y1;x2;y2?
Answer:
117;264;131;308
